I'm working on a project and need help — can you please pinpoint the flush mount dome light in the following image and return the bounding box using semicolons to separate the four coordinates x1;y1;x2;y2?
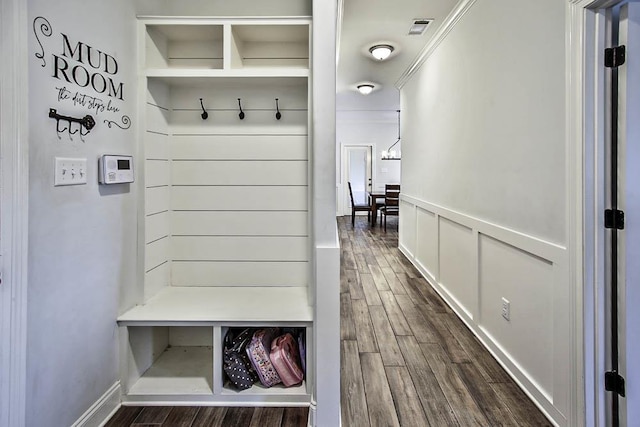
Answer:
357;84;375;95
369;44;394;61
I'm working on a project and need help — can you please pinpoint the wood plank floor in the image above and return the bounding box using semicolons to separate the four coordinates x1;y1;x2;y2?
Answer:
105;216;551;426
104;406;308;427
339;215;551;427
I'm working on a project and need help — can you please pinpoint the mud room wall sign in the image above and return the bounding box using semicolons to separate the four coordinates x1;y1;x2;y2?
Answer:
33;15;132;140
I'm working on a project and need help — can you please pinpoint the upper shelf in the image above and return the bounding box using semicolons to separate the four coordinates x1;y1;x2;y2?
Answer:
143;19;310;73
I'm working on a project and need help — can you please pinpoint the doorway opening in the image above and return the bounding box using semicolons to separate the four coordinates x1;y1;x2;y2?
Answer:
342;145;373;216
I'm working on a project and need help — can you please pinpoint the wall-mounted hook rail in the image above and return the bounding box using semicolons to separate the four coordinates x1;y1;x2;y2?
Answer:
275;98;282;120
49;108;95;141
199;98;208;120
237;98;245;120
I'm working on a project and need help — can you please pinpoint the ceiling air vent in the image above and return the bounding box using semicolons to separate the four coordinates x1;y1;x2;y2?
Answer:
408;19;432;36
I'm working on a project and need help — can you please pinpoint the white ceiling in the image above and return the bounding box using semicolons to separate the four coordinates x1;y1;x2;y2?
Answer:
337;0;458;111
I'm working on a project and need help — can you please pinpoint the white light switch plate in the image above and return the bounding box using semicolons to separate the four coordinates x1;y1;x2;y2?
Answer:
54;157;87;186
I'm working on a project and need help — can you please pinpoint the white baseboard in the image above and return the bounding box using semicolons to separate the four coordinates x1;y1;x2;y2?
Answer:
71;382;121;427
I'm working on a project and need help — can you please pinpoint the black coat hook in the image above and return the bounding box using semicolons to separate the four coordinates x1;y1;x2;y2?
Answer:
237;98;245;120
275;98;282;120
199;98;208;120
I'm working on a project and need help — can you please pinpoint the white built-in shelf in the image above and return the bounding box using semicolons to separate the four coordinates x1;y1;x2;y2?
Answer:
143;19;310;71
145;70;309;89
118;286;313;325
127;346;214;396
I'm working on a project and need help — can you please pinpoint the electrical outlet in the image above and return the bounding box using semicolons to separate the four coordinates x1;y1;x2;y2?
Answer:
55;157;87;186
501;297;510;321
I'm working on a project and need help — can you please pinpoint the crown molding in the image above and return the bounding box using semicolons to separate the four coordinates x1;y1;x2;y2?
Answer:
395;0;478;89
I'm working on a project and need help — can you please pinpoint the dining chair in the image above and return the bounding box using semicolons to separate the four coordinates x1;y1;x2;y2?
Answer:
348;182;371;226
379;184;400;231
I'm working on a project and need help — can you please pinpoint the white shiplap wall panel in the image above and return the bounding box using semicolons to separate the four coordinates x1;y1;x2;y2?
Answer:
141;76;310;287
172;211;307;236
171;160;307;186
145;160;170;187
145;131;170;160
146;186;170;215
171;186;307;211
170;111;308;135
146;104;170;133
146;212;170;244
171;134;307;160
144;80;171;301
170;82;308;110
144;261;170;302
172;261;308;287
146;236;170;272
172;236;308;261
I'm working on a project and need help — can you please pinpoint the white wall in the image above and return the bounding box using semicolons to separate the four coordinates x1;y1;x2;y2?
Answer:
27;1;137;425
399;0;572;425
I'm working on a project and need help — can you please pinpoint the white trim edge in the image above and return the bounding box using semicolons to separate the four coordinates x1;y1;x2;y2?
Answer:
395;0;478;89
0;0;29;425
71;382;121;427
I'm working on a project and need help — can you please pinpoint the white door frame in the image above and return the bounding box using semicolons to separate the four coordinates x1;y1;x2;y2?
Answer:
339;142;375;216
0;0;29;425
568;0;627;425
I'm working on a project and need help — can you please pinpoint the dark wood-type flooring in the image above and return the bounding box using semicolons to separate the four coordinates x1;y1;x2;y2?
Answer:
105;215;551;427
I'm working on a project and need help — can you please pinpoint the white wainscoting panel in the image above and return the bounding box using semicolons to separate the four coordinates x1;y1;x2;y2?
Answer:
399;194;568;423
439;217;475;318
478;233;554;399
415;207;439;283
399;201;416;257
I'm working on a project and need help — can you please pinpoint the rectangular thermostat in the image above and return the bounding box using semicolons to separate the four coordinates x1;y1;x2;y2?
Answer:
99;155;134;184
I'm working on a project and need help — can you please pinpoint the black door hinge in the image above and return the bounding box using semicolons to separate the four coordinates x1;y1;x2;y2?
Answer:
605;371;626;397
605;209;625;229
605;46;626;68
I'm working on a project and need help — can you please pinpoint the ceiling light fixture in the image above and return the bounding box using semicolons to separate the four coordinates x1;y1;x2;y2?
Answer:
369;44;394;61
357;84;375;95
382;110;401;160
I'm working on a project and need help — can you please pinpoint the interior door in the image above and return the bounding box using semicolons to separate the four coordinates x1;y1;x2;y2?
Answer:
344;146;372;215
606;3;640;426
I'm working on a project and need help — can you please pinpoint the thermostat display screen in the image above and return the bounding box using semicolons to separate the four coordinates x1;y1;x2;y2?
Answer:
99;155;134;184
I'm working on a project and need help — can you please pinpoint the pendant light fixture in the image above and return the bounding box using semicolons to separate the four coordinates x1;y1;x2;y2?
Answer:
382;110;401;160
